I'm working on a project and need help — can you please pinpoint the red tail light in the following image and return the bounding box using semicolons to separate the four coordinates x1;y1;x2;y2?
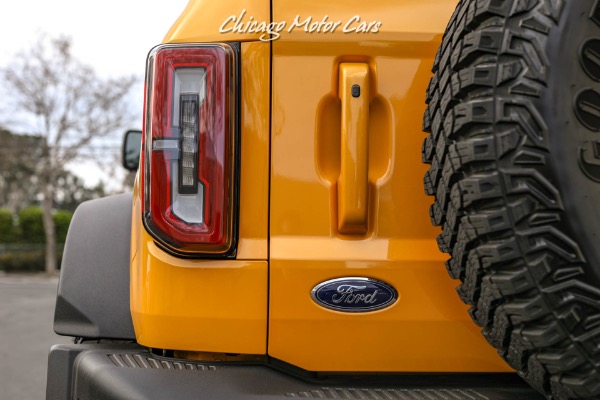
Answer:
141;44;238;256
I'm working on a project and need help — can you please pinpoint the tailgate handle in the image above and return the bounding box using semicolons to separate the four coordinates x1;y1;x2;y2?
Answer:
337;63;369;235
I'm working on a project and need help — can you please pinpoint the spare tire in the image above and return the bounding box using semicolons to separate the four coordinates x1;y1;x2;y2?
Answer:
422;0;600;398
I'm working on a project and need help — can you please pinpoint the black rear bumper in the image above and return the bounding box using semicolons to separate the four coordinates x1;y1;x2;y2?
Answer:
47;343;544;400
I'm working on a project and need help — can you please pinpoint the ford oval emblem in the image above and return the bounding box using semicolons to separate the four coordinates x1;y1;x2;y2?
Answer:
311;277;398;312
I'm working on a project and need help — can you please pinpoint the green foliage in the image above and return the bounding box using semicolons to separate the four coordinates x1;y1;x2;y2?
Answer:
0;208;16;243
12;207;72;244
17;206;45;243
53;210;72;243
0;207;71;271
0;244;63;272
0;248;44;272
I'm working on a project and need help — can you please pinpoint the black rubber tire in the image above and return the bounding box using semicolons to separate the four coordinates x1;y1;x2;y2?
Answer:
422;1;600;399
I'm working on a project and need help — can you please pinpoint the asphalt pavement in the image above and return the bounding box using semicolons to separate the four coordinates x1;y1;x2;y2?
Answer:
0;273;72;400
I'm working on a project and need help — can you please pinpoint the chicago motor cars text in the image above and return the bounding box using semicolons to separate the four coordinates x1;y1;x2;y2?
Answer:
220;10;382;42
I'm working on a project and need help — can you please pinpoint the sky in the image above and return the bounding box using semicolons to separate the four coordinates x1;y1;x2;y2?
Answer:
0;0;189;190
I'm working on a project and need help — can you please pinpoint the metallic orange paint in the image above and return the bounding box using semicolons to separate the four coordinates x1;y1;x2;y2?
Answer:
132;0;511;373
337;63;370;235
268;0;510;372
130;42;270;353
163;0;270;43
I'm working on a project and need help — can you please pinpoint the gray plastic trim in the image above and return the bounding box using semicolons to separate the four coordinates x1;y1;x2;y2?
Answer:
46;343;544;400
53;193;135;340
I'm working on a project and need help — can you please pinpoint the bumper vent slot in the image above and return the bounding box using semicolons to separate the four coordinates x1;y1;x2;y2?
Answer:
284;388;489;399
108;353;216;371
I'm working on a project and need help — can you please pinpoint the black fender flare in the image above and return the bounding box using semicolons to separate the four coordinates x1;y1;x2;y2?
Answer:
53;192;135;340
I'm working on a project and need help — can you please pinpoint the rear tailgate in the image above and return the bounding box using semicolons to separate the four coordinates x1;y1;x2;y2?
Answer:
267;0;510;372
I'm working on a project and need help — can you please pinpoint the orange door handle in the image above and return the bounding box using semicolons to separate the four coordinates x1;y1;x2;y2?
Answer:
337;63;369;235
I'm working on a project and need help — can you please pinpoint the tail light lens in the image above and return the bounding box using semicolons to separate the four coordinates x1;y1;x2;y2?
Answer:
142;44;238;256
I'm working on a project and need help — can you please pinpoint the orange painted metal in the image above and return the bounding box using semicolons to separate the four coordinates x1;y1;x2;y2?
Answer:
337;63;370;235
132;0;511;373
267;0;510;372
130;42;270;353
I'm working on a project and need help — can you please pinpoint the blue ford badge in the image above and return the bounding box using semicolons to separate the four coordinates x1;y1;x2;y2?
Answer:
311;277;398;312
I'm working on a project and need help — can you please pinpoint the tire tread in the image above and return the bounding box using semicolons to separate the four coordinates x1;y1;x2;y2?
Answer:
422;1;600;398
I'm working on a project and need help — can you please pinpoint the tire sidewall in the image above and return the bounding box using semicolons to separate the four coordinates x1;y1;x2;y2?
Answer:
545;0;600;286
